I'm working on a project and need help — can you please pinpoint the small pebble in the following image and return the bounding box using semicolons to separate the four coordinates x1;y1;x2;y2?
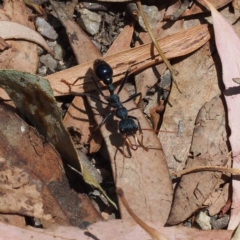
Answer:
36;17;58;40
196;211;212;230
78;8;101;35
39;54;58;72
138;5;161;31
211;215;229;229
91;190;100;196
37;46;44;56
38;65;47;76
53;43;63;60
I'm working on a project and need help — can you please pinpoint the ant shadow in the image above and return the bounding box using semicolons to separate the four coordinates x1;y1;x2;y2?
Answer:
77;67;127;155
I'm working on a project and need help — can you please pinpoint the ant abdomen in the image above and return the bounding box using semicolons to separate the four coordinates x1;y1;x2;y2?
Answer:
94;59;113;85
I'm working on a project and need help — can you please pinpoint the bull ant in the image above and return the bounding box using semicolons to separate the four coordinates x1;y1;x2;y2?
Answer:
62;59;148;155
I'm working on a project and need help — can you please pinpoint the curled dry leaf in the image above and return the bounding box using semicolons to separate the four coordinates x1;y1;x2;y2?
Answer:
0;21;53;55
201;0;240;230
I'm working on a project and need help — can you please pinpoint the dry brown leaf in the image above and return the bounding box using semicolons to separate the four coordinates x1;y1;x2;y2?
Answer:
63;97;102;154
201;0;240;230
205;183;230;216
105;24;134;55
0;166;50;221
116;188;170;240
0;219;234;240
167;96;229;225
159;40;221;173
0;105;70;225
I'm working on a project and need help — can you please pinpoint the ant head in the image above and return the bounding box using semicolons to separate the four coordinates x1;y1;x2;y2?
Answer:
94;59;113;85
119;118;138;136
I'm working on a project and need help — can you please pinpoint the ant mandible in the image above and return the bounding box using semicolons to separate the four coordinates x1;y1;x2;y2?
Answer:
62;59;148;154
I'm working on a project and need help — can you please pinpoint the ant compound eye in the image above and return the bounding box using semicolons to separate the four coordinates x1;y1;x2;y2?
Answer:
94;59;113;85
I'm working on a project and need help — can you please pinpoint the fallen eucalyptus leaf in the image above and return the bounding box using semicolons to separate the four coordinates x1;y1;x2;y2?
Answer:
0;70;116;209
0;21;53;55
202;0;240;230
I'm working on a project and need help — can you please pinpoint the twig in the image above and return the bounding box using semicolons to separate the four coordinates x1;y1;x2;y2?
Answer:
136;0;182;93
172;166;240;178
116;188;169;240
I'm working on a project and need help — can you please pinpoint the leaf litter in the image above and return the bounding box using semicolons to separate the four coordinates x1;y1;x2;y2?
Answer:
201;0;240;230
0;0;240;239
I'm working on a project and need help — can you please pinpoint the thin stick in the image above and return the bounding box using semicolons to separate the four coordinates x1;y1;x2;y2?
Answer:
172;166;240;178
116;188;169;240
136;0;182;93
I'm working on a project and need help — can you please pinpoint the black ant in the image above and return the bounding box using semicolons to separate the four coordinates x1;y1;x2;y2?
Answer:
62;59;148;155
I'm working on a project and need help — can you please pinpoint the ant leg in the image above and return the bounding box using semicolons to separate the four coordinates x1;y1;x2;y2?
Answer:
92;111;113;132
128;115;143;135
90;76;108;98
125;137;138;151
117;67;131;95
128;116;148;151
122;137;132;157
61;79;108;105
134;134;148;152
122;92;142;105
69;91;108;105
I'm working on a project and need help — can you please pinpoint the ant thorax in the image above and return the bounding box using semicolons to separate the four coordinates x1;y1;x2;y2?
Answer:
106;94;122;109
